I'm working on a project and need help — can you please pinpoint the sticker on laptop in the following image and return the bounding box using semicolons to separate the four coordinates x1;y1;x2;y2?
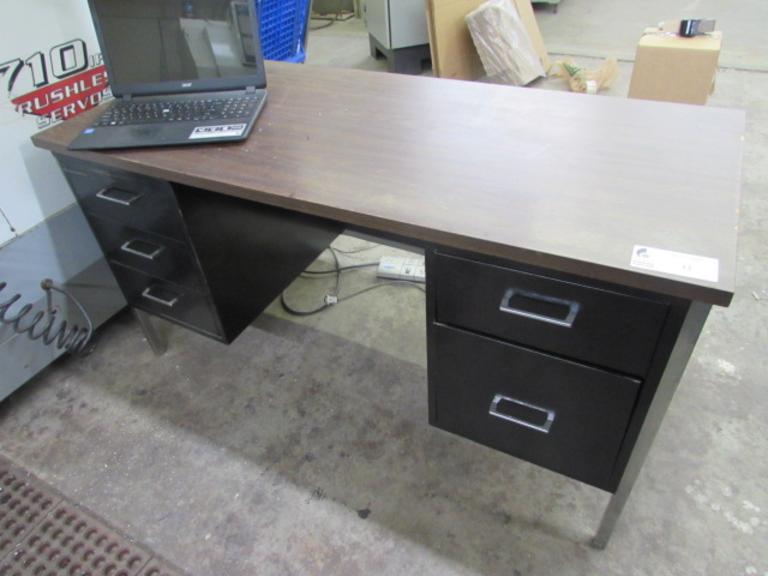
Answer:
630;245;719;282
189;124;247;140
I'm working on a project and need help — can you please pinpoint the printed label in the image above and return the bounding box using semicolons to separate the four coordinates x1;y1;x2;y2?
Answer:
2;38;110;129
631;245;719;282
189;124;246;139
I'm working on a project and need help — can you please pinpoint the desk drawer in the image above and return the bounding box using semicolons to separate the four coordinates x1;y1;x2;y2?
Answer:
59;157;187;242
430;324;640;490
110;263;223;340
433;252;668;376
88;216;205;290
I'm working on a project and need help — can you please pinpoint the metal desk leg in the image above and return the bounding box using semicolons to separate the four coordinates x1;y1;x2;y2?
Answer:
132;308;167;356
591;301;711;549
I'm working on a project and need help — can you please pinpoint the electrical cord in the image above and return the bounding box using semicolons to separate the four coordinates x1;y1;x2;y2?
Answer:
310;0;355;30
0;279;94;354
281;279;425;316
301;261;378;276
309;19;334;31
300;240;380;276
282;247;342;315
280;247;425;317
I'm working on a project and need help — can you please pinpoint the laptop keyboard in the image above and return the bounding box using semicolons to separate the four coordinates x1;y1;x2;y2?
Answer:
94;95;262;127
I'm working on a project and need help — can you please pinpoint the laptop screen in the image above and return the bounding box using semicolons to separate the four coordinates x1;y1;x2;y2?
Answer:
91;0;262;89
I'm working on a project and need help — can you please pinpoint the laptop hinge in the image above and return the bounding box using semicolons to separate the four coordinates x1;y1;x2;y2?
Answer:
246;86;256;94
123;93;132;102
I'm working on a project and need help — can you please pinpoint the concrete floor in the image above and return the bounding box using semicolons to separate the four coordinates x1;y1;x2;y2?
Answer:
2;1;767;575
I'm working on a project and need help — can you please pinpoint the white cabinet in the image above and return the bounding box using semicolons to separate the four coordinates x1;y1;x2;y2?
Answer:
365;0;390;48
365;0;431;73
366;0;429;49
389;0;430;49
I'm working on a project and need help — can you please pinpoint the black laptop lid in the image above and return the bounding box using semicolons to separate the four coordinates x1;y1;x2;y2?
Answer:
89;0;267;97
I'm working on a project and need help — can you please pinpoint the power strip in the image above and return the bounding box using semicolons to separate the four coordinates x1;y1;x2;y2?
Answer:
377;256;426;283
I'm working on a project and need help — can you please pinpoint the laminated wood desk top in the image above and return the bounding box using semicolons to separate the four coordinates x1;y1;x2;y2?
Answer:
33;62;745;306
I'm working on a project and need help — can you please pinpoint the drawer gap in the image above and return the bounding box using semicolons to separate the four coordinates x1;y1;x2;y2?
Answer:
434;321;643;381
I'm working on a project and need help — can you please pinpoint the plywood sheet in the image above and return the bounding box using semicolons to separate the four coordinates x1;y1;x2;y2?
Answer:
427;0;485;80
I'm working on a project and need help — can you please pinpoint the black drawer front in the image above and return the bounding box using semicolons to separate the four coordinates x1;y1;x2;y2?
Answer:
110;263;223;340
58;157;187;242
87;215;206;290
433;252;668;376
429;324;640;490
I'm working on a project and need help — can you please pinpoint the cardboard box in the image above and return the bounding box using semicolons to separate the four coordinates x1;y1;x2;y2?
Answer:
628;31;721;105
427;0;549;81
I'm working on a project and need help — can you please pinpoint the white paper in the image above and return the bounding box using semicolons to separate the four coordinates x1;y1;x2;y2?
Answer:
631;245;719;282
189;124;246;139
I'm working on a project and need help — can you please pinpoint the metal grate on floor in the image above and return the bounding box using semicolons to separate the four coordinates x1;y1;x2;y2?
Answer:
0;456;184;576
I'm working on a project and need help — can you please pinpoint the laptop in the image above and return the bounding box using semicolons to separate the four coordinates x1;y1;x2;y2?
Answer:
70;0;267;151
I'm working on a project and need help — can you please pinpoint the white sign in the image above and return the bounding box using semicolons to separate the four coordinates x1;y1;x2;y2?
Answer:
189;124;247;139
0;1;109;244
630;245;719;283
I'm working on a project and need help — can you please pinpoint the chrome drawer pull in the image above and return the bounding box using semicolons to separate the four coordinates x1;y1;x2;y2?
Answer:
499;288;580;328
141;287;179;308
120;240;165;260
95;186;142;206
489;394;555;434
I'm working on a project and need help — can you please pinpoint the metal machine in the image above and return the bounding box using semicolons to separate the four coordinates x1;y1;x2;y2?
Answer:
365;0;431;74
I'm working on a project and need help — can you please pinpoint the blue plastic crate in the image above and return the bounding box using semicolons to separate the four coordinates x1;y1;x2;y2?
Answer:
256;0;311;63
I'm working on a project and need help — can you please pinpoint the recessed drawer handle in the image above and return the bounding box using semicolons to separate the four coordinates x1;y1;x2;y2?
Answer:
489;394;556;434
499;288;580;328
120;240;165;260
95;186;143;206
141;286;179;308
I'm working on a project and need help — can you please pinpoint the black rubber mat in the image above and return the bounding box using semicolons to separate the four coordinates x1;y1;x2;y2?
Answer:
0;456;185;576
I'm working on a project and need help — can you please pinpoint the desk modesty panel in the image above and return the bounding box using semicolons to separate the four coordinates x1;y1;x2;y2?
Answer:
33;62;744;307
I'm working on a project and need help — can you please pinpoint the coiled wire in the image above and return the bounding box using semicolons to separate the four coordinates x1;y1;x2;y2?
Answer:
0;279;93;354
